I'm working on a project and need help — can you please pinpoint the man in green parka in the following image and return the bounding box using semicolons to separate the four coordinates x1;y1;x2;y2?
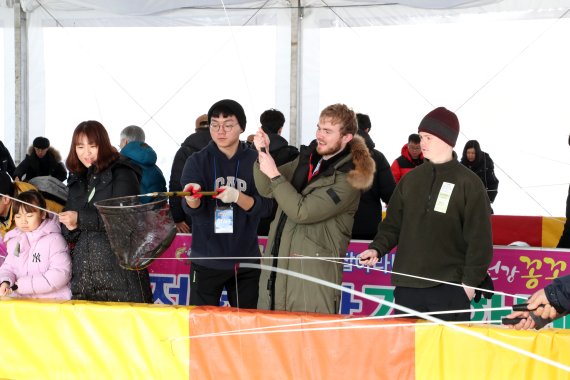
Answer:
253;103;375;314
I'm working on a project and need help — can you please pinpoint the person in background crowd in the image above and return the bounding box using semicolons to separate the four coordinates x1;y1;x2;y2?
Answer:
460;139;499;204
256;108;299;236
181;99;272;308
0;140;16;178
14;137;67;182
505;273;570;329
59;120;152;303
246;134;255;147
254;103;374;314
391;133;423;183
556;134;570;249
359;107;493;322
169;114;212;233
352;113;395;240
119;125;166;194
258;109;299;166
0;190;71;300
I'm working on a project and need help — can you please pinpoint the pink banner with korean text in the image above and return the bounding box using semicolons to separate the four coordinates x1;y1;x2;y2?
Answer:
148;235;570;327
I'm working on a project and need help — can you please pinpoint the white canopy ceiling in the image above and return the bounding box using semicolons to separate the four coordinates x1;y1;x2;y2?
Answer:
1;0;569;217
6;0;568;27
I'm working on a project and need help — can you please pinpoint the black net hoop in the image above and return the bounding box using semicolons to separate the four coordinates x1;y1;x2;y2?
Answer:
95;195;176;270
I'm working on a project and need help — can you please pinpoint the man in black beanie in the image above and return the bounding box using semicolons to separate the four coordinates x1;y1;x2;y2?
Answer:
358;107;493;322
180;99;273;309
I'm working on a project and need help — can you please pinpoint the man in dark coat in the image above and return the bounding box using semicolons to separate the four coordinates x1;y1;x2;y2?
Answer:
557;134;570;248
168;114;212;233
256;109;299;236
506;274;570;329
14;137;67;182
0;141;16;178
352;113;395;240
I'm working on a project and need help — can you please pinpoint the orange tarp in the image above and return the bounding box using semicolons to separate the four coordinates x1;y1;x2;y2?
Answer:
189;306;416;379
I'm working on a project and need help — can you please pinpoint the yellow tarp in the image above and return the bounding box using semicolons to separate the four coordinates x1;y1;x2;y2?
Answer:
416;323;570;380
0;299;189;380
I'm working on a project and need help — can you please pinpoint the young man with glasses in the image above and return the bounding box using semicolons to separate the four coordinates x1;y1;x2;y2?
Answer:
253;103;375;314
180;99;273;309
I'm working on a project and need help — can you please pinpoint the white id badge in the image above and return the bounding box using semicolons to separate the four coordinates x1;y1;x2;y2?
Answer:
434;182;455;213
215;206;234;233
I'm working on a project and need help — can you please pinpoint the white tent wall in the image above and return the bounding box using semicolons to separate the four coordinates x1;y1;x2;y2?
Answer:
300;4;570;217
25;3;293;183
0;0;568;218
1;6;15;148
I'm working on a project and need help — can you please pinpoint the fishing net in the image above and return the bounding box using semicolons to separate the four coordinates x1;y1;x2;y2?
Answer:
95;195;177;270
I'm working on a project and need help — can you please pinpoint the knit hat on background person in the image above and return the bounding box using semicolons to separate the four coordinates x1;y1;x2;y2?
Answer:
195;114;209;130
417;107;459;147
208;99;246;131
33;137;50;149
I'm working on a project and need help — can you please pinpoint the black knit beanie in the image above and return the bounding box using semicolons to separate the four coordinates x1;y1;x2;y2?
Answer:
208;99;246;131
418;107;459;147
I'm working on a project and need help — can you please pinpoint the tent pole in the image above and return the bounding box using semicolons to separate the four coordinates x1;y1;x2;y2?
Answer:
13;0;28;164
289;1;302;147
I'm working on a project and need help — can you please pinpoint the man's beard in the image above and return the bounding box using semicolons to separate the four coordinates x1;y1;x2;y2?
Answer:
316;139;342;157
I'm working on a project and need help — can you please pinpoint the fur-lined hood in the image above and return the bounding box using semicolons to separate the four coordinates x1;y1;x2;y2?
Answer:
26;145;63;162
346;134;375;191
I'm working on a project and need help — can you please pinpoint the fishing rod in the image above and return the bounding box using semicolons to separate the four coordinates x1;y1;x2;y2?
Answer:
139;191;219;197
0;193;59;217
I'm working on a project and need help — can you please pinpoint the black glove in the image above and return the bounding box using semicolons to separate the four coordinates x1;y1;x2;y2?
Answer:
474;273;494;303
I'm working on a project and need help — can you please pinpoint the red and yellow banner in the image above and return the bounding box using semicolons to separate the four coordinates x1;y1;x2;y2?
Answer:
0;300;569;379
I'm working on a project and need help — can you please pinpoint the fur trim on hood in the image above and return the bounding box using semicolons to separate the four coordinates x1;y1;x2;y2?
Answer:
346;134;375;191
27;146;63;162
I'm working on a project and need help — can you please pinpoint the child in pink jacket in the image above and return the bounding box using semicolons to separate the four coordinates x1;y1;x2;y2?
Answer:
0;190;71;300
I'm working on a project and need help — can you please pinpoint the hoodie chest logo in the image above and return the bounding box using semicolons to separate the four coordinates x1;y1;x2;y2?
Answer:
215;177;247;192
32;252;41;263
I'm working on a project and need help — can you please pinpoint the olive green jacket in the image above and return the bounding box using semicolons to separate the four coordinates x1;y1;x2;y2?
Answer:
254;135;374;314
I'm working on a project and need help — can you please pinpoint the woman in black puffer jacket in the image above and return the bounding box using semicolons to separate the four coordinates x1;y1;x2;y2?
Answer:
59;120;152;303
461;140;499;204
